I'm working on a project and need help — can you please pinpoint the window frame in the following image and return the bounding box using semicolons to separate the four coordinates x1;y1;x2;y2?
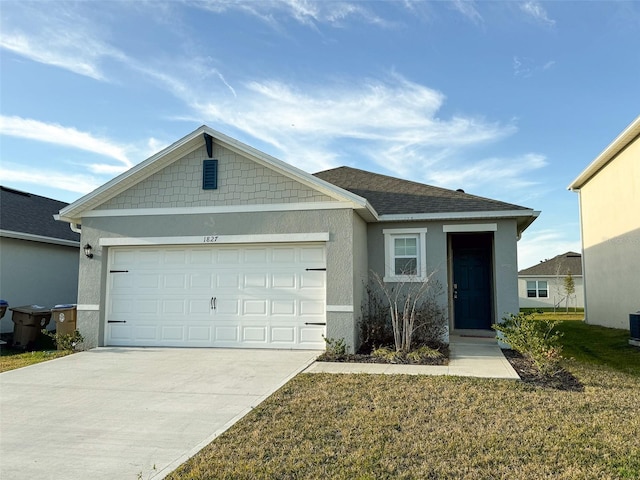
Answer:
526;280;548;298
383;228;428;282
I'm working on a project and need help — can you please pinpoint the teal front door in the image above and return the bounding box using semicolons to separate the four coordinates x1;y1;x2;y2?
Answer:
452;234;493;330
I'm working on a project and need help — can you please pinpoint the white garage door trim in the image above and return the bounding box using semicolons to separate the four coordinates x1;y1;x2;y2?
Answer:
100;232;329;247
105;242;326;349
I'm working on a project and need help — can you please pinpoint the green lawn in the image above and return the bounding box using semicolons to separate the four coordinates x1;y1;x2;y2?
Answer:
0;349;72;372
168;321;640;480
0;333;72;372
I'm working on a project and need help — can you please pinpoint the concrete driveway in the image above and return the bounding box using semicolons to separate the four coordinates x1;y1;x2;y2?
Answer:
0;347;319;480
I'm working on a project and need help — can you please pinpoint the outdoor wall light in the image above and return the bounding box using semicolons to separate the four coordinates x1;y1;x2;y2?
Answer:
84;243;94;259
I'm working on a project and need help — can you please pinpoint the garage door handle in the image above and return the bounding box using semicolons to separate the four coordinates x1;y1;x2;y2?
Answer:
108;320;127;323
305;322;326;326
211;297;217;310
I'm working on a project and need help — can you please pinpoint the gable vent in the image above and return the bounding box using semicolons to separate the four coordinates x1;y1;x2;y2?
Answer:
203;160;218;190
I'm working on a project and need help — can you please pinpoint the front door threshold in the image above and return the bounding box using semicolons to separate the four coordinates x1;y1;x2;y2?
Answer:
451;329;495;338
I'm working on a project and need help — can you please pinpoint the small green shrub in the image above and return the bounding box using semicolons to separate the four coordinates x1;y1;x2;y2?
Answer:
493;312;563;376
372;345;443;364
322;336;347;356
41;329;84;352
406;345;444;362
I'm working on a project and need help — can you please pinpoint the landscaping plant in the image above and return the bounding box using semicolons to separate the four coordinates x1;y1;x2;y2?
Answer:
41;329;84;352
493;312;563;376
371;270;443;353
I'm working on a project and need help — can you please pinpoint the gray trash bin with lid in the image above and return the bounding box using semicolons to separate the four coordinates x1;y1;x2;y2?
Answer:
10;305;52;349
51;304;78;338
0;300;8;319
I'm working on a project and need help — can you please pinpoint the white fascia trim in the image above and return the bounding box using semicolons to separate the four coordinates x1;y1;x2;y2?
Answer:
326;305;354;313
83;202;355;218
518;275;583;278
100;232;330;247
379;210;539;222
443;223;498;233
77;304;100;311
568;115;640;190
0;229;80;247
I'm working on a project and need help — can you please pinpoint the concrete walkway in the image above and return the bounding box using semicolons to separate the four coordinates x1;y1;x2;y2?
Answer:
304;336;520;379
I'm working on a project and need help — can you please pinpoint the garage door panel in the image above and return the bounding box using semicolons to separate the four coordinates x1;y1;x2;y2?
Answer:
271;327;295;343
214;326;238;342
272;300;295;315
242;326;267;342
272;273;296;288
106;243;326;348
244;273;267;288
161;326;184;341
187;326;212;342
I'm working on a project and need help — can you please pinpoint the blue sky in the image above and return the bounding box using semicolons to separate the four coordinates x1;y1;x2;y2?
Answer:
1;1;638;269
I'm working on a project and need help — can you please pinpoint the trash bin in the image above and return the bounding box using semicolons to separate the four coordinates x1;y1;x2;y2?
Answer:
51;304;77;338
630;312;640;341
0;300;8;319
10;305;52;349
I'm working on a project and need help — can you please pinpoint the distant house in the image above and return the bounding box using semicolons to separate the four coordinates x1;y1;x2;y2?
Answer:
518;252;584;310
0;186;80;333
568;115;640;330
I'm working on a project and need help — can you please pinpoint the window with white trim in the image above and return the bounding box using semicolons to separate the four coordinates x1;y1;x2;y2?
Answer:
526;280;548;298
383;228;427;282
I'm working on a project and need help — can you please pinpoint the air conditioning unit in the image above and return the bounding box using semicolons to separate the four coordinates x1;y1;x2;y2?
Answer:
630;312;640;347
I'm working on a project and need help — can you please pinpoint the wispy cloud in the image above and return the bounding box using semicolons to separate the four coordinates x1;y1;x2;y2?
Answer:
0;3;126;80
0;116;132;167
520;1;556;26
451;0;484;25
517;228;581;271
0;163;102;196
427;153;548;192
513;56;556;78
192;0;395;28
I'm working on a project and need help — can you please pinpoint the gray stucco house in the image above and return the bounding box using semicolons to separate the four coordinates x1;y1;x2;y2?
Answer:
57;126;539;351
0;186;80;333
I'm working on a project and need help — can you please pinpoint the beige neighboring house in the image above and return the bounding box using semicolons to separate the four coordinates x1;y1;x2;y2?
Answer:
518;252;584;310
568;115;640;330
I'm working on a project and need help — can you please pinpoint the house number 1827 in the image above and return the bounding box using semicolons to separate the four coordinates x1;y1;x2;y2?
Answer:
203;235;219;243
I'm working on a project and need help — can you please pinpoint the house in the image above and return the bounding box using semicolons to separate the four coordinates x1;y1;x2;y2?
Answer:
568;115;640;330
0;186;80;333
518;252;584;310
56;126;539;351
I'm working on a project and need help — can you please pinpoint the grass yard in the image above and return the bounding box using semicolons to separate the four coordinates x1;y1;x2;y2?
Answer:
169;320;640;480
0;348;71;372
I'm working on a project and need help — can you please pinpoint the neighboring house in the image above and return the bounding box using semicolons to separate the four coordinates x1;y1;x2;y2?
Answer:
518;252;584;310
0;186;80;333
568;115;640;330
56;126;539;351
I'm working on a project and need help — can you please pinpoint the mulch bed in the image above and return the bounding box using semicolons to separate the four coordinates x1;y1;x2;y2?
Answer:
317;344;449;366
502;349;584;392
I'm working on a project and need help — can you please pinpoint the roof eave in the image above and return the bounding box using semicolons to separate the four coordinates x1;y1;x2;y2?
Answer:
568;115;640;191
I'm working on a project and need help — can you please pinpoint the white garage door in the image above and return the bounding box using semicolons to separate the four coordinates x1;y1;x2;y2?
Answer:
105;243;326;349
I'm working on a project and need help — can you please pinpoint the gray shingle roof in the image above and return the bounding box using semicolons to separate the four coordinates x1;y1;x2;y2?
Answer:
313;166;531;215
0;186;80;242
519;252;582;276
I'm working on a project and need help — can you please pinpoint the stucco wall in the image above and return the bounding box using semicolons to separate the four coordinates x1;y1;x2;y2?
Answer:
518;276;585;309
365;219;520;337
97;145;333;210
579;136;640;329
0;238;79;333
76;208;360;349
